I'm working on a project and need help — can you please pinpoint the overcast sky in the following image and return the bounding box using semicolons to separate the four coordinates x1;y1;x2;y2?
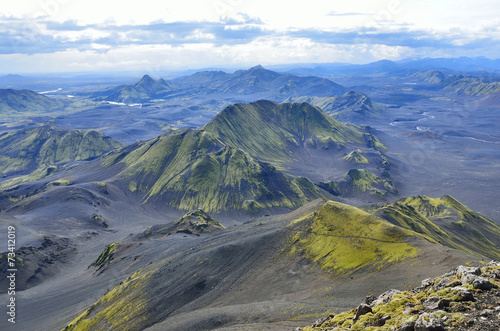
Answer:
1;0;499;73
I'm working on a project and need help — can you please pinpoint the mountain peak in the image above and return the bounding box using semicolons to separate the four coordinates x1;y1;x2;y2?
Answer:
139;74;155;83
250;64;264;70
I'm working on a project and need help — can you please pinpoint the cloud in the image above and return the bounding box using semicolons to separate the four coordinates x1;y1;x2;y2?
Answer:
0;1;499;73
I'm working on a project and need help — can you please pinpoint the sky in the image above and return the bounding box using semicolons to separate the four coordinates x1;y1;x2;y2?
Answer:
1;0;499;74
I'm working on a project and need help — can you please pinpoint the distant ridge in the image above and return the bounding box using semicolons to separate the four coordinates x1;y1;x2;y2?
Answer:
104;66;346;103
0;88;63;114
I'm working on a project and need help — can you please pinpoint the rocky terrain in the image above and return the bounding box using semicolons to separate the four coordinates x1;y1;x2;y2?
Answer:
298;261;500;331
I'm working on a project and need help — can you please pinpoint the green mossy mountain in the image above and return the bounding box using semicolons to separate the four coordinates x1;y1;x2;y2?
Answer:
203;100;366;163
0;125;126;178
374;195;500;259
0;89;64;114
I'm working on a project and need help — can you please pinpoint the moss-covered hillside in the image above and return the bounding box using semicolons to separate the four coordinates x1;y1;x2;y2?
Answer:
374;195;500;259
0;125;125;187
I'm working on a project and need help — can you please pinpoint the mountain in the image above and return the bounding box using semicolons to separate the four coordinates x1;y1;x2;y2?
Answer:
0;89;64;114
286;91;383;122
104;66;347;103
61;198;498;331
0;125;125;186
105;74;173;103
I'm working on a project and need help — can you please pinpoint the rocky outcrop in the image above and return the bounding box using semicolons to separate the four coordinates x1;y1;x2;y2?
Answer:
298;261;500;330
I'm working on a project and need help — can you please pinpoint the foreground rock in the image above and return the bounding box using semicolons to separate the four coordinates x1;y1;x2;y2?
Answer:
298;261;500;330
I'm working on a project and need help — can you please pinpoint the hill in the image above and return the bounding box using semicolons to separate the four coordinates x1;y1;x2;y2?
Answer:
61;198;498;331
0;125;125;186
0;89;64;114
443;76;500;95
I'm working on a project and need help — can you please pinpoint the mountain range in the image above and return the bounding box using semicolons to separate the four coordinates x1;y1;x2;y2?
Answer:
104;65;347;104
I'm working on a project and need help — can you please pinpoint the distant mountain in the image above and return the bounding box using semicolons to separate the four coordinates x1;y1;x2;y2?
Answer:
0;89;63;114
443;76;500;96
105;74;173;103
410;70;446;85
0;125;125;181
104;66;346;103
286;91;383;122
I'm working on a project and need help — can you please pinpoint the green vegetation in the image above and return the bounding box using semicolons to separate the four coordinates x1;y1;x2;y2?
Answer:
285;201;419;274
62;268;154;331
375;195;500;259
91;242;120;269
345;169;397;197
109;127;330;212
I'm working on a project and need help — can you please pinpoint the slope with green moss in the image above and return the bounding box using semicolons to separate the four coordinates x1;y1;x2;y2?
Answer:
374;195;500;259
284;201;420;274
0;125;125;178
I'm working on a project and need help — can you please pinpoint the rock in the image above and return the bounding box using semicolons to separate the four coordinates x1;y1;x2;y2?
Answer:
353;303;372;321
434;277;452;289
421;278;433;288
365;294;376;305
472;277;494;291
415;312;446;331
451;286;474;301
370;289;401;307
423;297;451;310
397;321;415;331
312;316;329;327
377;315;391;326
